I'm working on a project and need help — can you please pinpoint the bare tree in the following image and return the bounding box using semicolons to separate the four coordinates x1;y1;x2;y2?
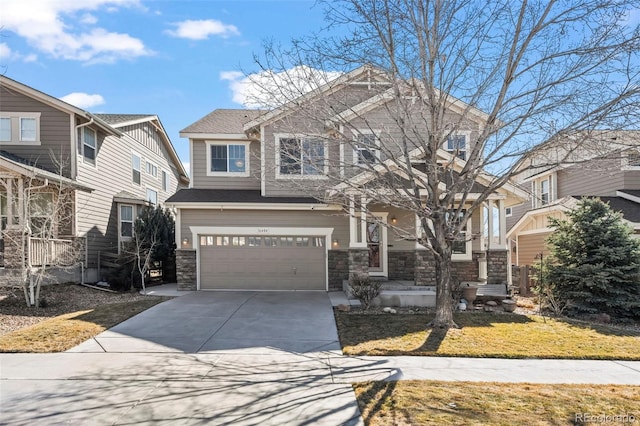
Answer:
1;154;84;307
245;0;640;328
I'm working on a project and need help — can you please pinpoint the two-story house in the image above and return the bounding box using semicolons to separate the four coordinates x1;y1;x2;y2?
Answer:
0;76;189;283
507;130;640;267
168;66;527;292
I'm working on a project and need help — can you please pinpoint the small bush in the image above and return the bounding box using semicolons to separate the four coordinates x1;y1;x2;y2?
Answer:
349;273;382;310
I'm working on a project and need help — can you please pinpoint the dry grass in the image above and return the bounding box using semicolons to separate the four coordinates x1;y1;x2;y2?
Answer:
0;284;170;352
354;381;640;426
335;311;640;360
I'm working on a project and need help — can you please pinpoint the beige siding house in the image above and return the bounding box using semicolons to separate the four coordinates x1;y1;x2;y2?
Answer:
507;131;640;266
0;76;189;283
168;66;527;292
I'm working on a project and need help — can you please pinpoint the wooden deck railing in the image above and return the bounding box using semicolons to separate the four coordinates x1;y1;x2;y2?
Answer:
29;238;77;267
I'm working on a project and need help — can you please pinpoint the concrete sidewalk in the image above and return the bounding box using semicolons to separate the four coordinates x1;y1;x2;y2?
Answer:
2;351;639;425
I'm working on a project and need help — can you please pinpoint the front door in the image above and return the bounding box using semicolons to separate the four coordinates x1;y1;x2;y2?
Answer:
366;215;387;276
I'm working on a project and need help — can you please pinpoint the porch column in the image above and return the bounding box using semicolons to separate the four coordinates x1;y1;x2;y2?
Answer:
17;177;24;227
6;178;13;226
486;200;494;249
347;195;368;278
360;196;367;246
498;199;507;248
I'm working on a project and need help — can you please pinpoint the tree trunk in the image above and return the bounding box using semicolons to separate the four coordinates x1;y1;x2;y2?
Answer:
428;230;458;329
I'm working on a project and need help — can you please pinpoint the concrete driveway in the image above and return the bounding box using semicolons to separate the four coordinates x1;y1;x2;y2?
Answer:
0;291;364;425
71;291;341;354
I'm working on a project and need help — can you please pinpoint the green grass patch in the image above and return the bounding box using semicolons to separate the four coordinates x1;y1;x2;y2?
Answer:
0;298;170;352
354;380;640;426
335;311;640;359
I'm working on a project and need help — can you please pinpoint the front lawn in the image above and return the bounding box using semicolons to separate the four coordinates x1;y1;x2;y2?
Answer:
335;311;640;359
354;380;640;426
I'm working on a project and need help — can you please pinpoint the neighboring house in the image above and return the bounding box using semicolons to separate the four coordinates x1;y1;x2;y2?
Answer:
167;66;527;292
0;76;189;283
507;131;640;267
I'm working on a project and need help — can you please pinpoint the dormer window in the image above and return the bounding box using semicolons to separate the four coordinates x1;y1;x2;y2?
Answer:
206;141;250;176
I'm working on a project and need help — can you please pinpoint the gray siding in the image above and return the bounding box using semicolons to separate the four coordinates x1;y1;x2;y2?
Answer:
76;121;184;269
557;158;624;197
0;86;73;177
180;209;350;249
623;169;640;190
191;139;261;190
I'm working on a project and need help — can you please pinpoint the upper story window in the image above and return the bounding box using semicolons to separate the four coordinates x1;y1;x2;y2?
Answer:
206;141;249;176
0;118;11;142
625;149;640;168
505;207;513;217
146;188;158;205
146;160;158;177
277;135;326;177
82;127;96;164
0;112;41;145
540;178;550;205
162;170;169;191
446;134;467;160
132;152;141;185
355;132;380;165
532;174;555;208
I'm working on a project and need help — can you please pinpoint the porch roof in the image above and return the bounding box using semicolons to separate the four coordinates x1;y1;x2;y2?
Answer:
166;189;324;205
0;151;93;192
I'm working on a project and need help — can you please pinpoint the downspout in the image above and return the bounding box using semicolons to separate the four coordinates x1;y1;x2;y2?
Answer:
72;117;94;284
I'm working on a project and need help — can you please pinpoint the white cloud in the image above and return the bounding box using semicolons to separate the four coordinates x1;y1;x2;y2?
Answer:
220;66;343;108
60;92;105;109
0;0;152;64
166;19;240;40
0;42;38;63
181;162;190;176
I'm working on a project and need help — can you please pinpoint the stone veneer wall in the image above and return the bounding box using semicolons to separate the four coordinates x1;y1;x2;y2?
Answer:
348;249;369;277
2;227;26;269
175;249;197;291
486;250;509;284
388;251;416;281
328;250;349;290
414;249;480;285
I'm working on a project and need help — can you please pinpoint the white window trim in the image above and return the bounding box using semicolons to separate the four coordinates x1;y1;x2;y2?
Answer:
81;127;97;166
445;131;470;160
505;207;513;217
0;112;41;145
622;149;640;170
131;151;142;186
119;204;134;240
275;133;329;180
353;129;381;165
162;169;169;192
205;141;251;177
146;187;158;205
146;160;158;178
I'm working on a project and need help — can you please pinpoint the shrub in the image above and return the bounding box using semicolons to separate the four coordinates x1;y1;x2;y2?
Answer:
349;273;382;310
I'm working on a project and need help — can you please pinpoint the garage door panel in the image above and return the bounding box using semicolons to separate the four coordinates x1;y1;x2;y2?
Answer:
199;235;326;290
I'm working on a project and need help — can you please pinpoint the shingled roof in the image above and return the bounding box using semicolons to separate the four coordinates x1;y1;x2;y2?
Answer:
166;189;323;204
180;109;266;135
94;114;154;125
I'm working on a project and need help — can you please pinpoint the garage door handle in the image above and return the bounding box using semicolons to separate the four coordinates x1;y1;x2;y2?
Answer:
292;267;297;275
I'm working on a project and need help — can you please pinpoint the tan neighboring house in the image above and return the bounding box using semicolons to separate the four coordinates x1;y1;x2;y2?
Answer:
168;66;527;292
0;76;189;283
507;131;640;267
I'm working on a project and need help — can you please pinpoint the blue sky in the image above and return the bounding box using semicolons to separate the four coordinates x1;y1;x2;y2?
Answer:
0;0;331;172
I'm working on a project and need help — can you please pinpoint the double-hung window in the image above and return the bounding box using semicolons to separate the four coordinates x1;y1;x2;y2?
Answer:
146;161;158;177
120;205;133;238
0;118;11;142
0;113;40;144
162;170;169;191
146;188;158;205
278;136;325;176
132;153;141;185
207;142;249;176
446;134;467;160
355;133;379;165
82;127;96;163
540;178;550;205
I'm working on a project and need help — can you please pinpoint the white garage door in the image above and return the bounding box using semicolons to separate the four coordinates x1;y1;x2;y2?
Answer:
199;235;327;290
